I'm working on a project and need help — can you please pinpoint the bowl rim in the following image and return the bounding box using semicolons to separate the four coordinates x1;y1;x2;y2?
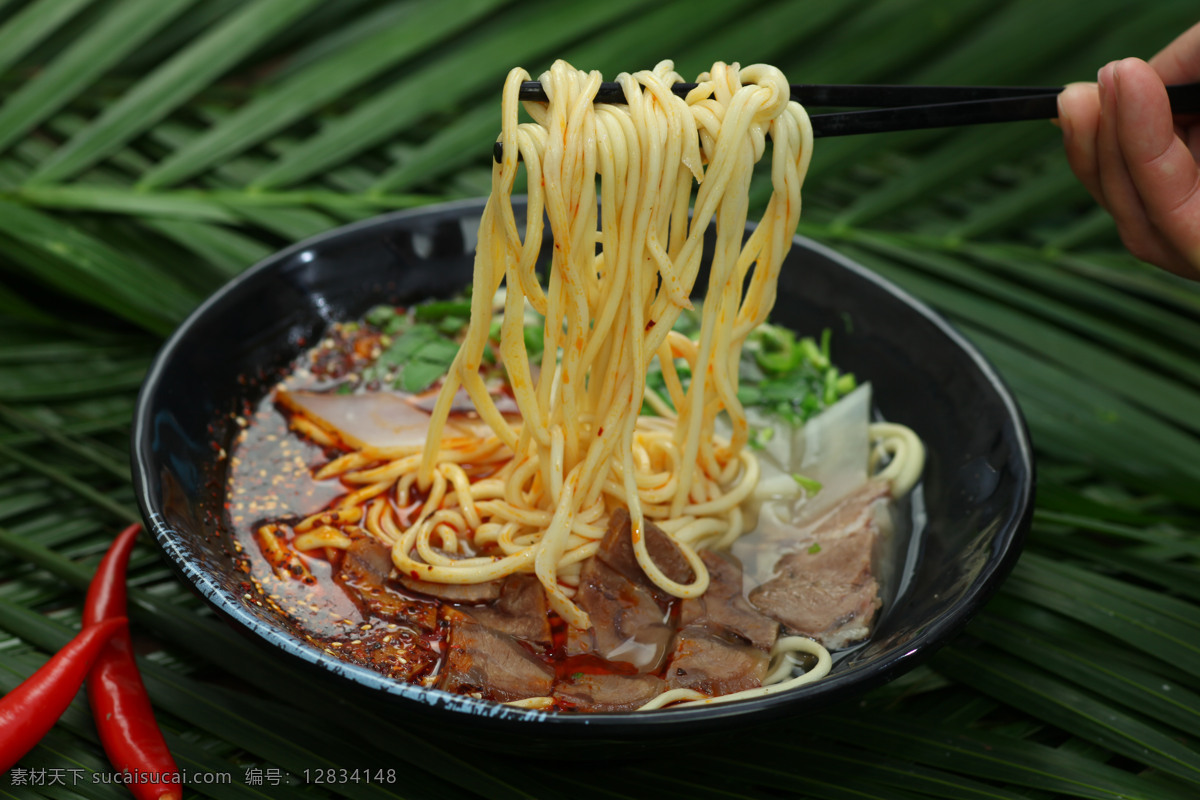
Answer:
132;197;1034;731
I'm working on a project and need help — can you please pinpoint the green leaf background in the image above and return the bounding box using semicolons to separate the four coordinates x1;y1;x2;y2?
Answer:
1;0;1198;797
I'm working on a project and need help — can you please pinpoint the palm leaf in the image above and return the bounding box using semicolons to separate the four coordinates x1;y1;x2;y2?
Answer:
1;0;1199;798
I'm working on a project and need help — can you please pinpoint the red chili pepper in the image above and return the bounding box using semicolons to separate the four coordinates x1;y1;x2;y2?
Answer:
0;616;127;772
84;523;181;800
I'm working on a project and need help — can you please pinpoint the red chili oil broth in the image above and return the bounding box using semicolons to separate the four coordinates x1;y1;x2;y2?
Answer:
225;311;667;705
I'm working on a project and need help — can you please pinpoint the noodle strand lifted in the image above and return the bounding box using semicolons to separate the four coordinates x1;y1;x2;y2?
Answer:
322;60;814;629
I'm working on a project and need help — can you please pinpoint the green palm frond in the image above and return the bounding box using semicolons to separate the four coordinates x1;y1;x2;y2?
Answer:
2;0;1199;797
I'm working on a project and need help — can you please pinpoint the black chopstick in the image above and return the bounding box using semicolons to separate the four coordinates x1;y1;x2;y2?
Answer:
517;81;1061;107
808;81;1200;137
499;81;1200;146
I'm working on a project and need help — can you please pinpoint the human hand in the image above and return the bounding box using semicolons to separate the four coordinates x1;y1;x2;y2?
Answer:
1057;22;1200;280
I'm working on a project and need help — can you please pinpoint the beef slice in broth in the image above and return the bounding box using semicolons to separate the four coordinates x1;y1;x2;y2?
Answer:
748;489;884;649
568;557;673;672
554;673;667;713
397;573;503;604
337;537;437;632
665;624;768;697
564;510;690;672
439;607;553;702
469;573;551;648
680;550;779;651
598;509;694;602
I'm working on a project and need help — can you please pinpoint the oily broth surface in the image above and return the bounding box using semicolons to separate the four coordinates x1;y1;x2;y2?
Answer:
226;381;363;639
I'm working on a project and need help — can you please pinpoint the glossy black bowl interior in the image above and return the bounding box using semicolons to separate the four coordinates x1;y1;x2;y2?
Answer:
132;197;1033;750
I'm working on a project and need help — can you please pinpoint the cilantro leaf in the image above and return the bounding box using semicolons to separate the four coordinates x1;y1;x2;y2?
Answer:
364;304;400;327
399;360;448;393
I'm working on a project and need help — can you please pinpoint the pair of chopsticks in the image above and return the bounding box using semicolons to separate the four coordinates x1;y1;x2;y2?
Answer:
514;81;1200;137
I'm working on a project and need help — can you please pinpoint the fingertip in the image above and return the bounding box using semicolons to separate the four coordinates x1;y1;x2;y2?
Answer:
1110;57;1153;101
1057;82;1098;137
1116;55;1151;70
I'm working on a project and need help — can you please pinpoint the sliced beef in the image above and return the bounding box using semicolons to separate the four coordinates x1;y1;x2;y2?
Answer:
554;673;666;712
397;573;502;604
469;574;551;647
338;536;392;585
665;624;768;697
806;480;890;541
748;527;880;649
335;627;438;683
337;537;436;631
438;607;553;702
597;510;694;598
680;551;779;651
746;480;888;650
567;558;672;672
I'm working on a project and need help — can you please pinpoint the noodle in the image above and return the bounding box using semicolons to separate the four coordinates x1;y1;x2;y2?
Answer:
868;422;925;496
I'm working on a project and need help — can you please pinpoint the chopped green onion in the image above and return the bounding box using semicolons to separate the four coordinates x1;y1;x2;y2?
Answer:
792;473;823;495
799;337;824;369
823;368;840;406
754;324;803;374
807;542;822;555
749;426;775;450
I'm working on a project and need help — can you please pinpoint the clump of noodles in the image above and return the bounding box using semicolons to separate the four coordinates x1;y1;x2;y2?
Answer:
868;422;924;496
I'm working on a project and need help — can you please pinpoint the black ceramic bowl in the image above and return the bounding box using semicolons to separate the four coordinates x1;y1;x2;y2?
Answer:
132;197;1032;750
